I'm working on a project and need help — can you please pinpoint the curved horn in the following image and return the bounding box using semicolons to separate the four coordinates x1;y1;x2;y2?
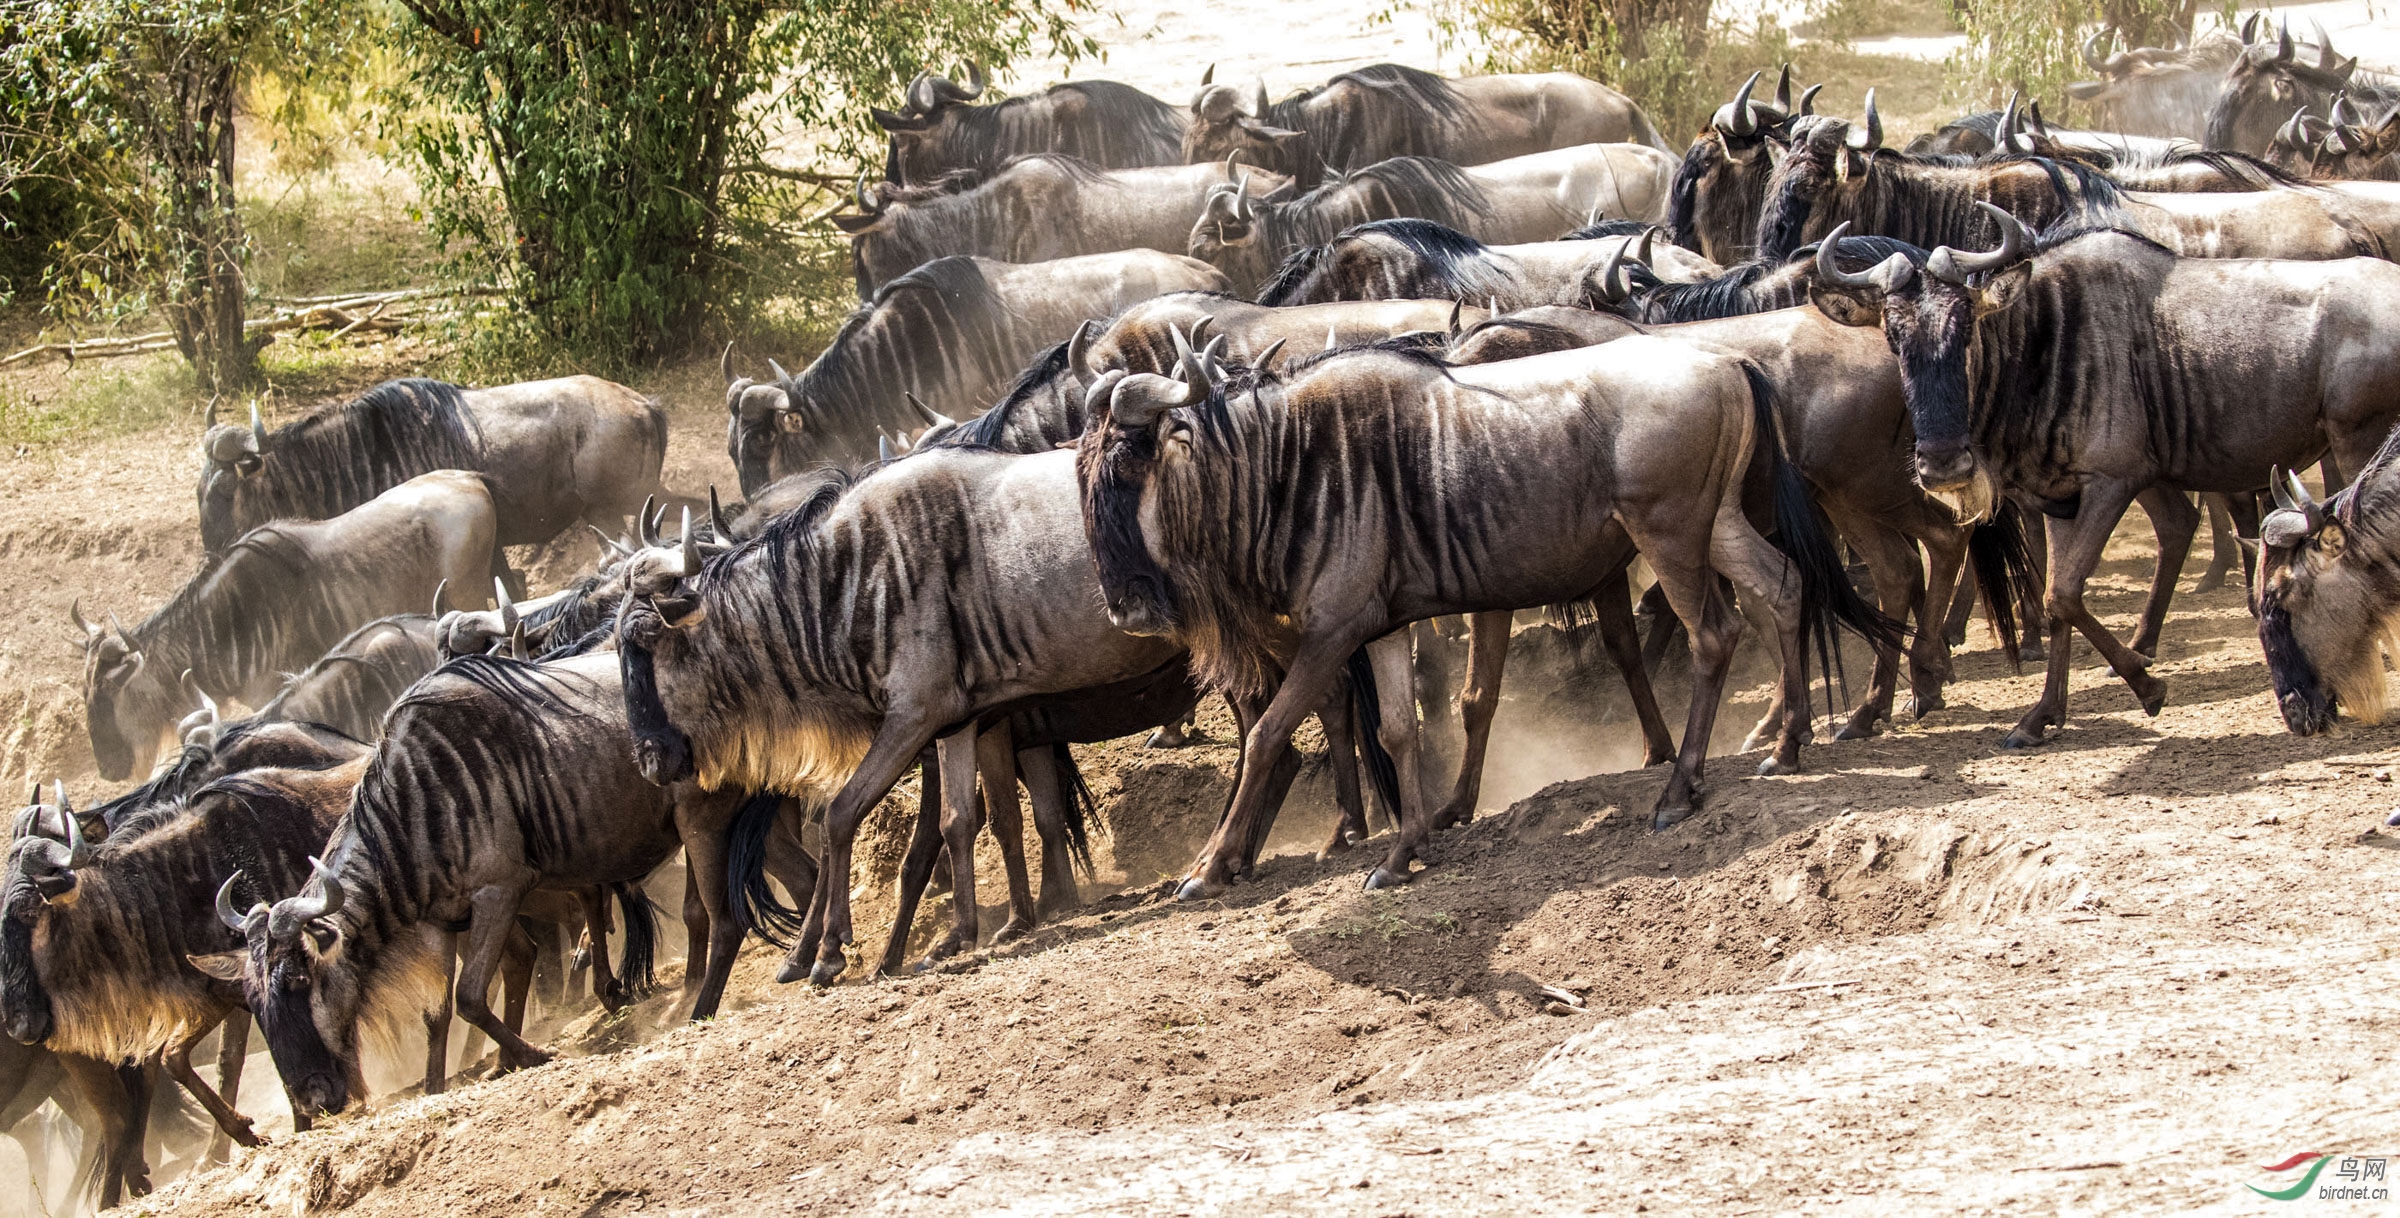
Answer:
908;74;940;116
249;402;267;452
1774;63;1795;112
721;341;737;386
2276;19;2295;63
1325;323;1339;353
431;578;452;618
2241;11;2261;43
767;358;790;384
2314;18;2339;70
1814;222;1880;289
1447;299;1463;336
1597;242;1631;302
1635;226;1656;265
854;172;877;215
588;525;633;558
1849;89;1883;150
1798;82;1822;116
1105;372;1198;428
1256;81;1271;120
1717;70;1762;136
2331;91;2360;129
1256;337;1289;371
494;577;518;629
939;63;986;101
216;873;248;932
1999;91;2031;152
2083;28;2112;72
307;856;344;919
181;669;218;723
878;435;897;463
709;486;732;539
1188;315;1213;347
1201;63;1214;86
871;107;934;133
1066;319;1097;391
905;391;952;427
69;599;98;639
677;507;703;578
1927;201;2031;281
61;790;88;868
636;494;660;547
2270;464;2299;511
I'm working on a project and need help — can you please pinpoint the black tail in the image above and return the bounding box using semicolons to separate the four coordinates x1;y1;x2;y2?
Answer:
1345;646;1403;829
612;882;658;999
1966;502;2043;673
1743;362;1906;722
1051;742;1097;878
726;790;805;946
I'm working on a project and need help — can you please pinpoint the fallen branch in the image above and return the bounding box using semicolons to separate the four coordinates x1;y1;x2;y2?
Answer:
1764;978;1865;993
2010;1162;2123;1173
254;284;502;308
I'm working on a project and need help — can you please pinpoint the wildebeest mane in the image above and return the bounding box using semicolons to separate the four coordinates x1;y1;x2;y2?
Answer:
898;81;1184;182
1758;152;2120;263
237;379;484;525
132;525;399;706
1259;158;1494;259
1564;218;1657;240
1272;64;1473;170
1256;217;1506;307
1621;233;1925;322
940;342;1079;451
783;256;1010;446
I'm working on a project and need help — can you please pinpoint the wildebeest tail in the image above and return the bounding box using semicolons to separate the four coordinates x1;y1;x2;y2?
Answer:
612;882;659;999
726;791;805;946
1967;501;2042;673
1345;646;1402;831
1743;362;1905;715
1051;742;1097;878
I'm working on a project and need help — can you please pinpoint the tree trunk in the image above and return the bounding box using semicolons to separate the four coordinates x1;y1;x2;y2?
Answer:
156;57;259;390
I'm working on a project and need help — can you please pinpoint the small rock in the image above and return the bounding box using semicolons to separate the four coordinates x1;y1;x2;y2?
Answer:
1543;1001;1580;1016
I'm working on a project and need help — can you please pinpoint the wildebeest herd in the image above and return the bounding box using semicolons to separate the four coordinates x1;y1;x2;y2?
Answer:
11;30;2400;1208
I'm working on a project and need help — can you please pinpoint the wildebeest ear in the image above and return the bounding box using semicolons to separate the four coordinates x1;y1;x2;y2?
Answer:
1970;263;2032;318
830;213;879;234
1805;283;1882;328
187;952;245;982
1241;121;1305;143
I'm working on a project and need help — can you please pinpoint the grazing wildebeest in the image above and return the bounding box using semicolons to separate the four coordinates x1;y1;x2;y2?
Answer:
835;155;1289;295
1181;63;1669;188
197;376;662;553
1076;334;1891;898
1809;207;2400;746
2251;438;2400;735
77;471;497;780
873;66;1187;186
1191;146;1678;294
614;457;1191;986
219;652;792;1120
723;251;1228;495
2204;21;2396;155
2068;28;2242;140
1252;218;1719;309
1;761;364;1152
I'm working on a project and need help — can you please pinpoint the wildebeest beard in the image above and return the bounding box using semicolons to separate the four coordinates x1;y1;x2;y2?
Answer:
1888;296;1981;483
2257;599;2339;734
617;601;694;786
1076;426;1182;636
0;875;50;1045
1667;134;1775;260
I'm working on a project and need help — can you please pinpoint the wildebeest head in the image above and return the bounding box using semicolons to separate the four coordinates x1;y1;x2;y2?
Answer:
1187;176;1263;270
73;602;170;782
872;65;989;185
2205;21;2359;152
204;861;364;1117
0;790;89;1046
721;345;799;497
2252;460;2400;735
1182;73;1303;174
1753;96;1886;262
613;510;735;786
1807;205;2029;500
1074;328;1225;636
196;403;273;553
1671;68;1816;261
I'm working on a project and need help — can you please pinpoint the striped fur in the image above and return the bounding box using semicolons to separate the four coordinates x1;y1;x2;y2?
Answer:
198;380;478;553
1191;158;1495;293
883;79;1186;186
254;614;443;741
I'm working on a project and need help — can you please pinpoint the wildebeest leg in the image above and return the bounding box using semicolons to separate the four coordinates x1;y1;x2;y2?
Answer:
2130;485;2196;659
1906;522;1969;719
1145;709;1198;748
974;723;1039;943
59;1053;145;1205
1639;535;1747;827
425;931;457;1092
1635;579;1680;674
1316;678;1371;857
1430;610;1511;831
500;922;535;1034
204;1009;251;1161
162;1014;260;1149
455;887;550;1070
878;772;945;977
1181;642;1354;900
1714;515;1813;778
1584;569;1676;765
676;801;748;1022
1825;517;1919;740
792;718;944;985
2193;493;2239;593
680;856;707;999
1363;632;1434;889
764;800;822;919
1015;745;1082;919
526;917;564;1009
2004;482;2161;749
2225;492;2262;603
923;727;987;965
576;889;621;1011
2013;517;2048;663
1941;565;1979;647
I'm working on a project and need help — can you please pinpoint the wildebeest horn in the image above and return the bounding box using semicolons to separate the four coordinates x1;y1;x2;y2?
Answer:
2083;29;2112;72
1849;89;1883;150
1188;315;1213;347
768;358;790;384
1256;81;1271;119
1106;372;1197;428
872;106;933;133
1714;70;1762;136
2314;19;2339;70
250;402;267;451
677;507;703;578
636;495;660;547
2326;123;2354;157
2275;19;2294;63
2331;91;2360;129
1169;321;1194;366
1635;227;1656;265
1798;83;1822;116
304;856;344;919
61;788;88;868
1927;202;2030;281
1774;64;1794;112
1256;337;1289;372
908;74;940;115
2271;465;2299;511
216;873;248;932
878;435;897;463
1447;300;1463;335
854;172;877;215
431;578;452;618
1597;243;1631;302
2028;99;2051;136
905;392;952;427
494;577;518;629
934;63;985;103
589;525;634;558
1999;91;2027;151
181;669;217;721
69;599;99;640
709;486;731;539
1814;221;1907;293
1201;63;1214;86
1324;323;1339;352
1066;319;1097;391
2241;11;2261;43
721;342;737;387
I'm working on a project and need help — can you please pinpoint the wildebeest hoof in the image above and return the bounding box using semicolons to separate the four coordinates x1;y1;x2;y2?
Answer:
1363;865;1413;890
2192;571;2227;594
808;956;848;987
1651;799;1696;830
1755;755;1799;776
2016;643;2046;663
500;1046;553;1072
1833;717;1882;741
994;917;1034;944
1905;693;1944;720
1176;875;1224;902
1944;627;1967;647
1144;725;1188;749
2000;726;2050;750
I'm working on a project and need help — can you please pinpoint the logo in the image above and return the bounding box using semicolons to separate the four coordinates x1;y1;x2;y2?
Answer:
2249;1153;2390;1202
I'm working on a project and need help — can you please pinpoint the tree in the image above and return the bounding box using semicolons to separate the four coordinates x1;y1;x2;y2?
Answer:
393;0;1091;365
0;0;358;390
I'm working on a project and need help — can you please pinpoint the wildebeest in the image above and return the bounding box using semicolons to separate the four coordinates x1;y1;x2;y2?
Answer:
1181;63;1669;188
197;376;662;553
249;614;443;742
1076;334;1891;898
220;652;791;1119
2068;27;2242;139
2251;437;2400;735
2270;93;2400;179
836;155;1289;295
2203;21;2395;154
1253;218;1719;309
1190;146;1678;293
1665;68;1823;262
1808;207;2400;746
873;67;1188;186
723;251;1228;495
77;471;497;780
1;761;365;1151
614;456;1190;986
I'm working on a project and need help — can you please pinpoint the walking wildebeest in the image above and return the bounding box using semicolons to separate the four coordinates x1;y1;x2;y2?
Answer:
77;470;497;780
197;376;662;553
1182;63;1669;189
1807;207;2400;746
836;155;1289;295
723;250;1228;495
2251;434;2400;734
1254;218;1719;309
873;66;1188;186
1075;333;1892;898
1190;146;1678;293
